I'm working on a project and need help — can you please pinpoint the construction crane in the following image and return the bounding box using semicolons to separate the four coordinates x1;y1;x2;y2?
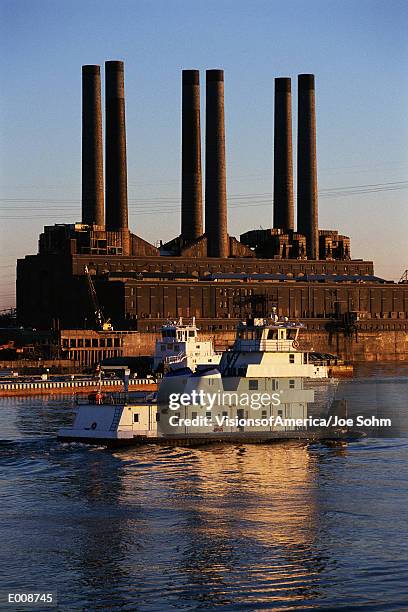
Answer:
399;270;408;284
84;266;113;331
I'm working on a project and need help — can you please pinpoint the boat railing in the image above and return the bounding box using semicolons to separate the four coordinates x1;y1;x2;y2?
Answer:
234;340;297;352
164;351;187;365
75;391;145;406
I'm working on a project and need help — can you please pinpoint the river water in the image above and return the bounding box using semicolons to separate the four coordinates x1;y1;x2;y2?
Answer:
1;364;408;611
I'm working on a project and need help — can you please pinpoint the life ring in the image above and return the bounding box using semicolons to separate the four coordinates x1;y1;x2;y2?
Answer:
293;340;300;349
91;422;97;430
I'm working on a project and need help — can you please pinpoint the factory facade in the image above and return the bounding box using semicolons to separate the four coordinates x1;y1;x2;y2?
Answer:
17;61;408;340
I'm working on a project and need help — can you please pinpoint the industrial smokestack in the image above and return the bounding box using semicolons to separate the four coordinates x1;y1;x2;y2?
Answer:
273;77;294;232
105;60;128;231
205;69;228;258
297;73;319;259
181;70;203;243
81;65;104;227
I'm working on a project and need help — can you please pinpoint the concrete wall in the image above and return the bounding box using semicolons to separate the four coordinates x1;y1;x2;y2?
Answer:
117;328;408;363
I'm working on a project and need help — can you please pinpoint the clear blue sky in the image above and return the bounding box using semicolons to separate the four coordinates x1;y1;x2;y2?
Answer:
1;0;407;310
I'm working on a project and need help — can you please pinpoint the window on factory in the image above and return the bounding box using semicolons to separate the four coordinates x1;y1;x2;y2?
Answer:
70;339;76;348
62;339;68;348
78;339;83;348
100;339;106;347
85;339;91;348
92;339;98;347
107;338;112;347
114;338;120;347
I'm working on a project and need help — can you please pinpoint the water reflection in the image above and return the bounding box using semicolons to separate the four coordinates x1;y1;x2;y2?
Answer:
1;365;408;610
110;444;326;608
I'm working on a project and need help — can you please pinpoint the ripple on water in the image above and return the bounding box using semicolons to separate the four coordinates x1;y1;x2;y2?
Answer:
1;381;408;610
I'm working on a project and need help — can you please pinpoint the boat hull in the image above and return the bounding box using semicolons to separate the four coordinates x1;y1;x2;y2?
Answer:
58;429;363;448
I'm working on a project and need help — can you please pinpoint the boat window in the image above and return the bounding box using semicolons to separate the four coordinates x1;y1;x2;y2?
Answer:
289;354;295;363
262;410;267;418
174;345;179;351
133;413;139;423
272;379;278;390
167;344;173;350
161;344;166;351
267;330;278;339
249;379;258;390
189;331;195;337
192;412;197;418
155;413;160;422
206;411;211;418
222;411;228;417
289;379;295;389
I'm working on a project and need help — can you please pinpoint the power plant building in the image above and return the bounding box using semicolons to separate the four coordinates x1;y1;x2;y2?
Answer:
17;61;408;336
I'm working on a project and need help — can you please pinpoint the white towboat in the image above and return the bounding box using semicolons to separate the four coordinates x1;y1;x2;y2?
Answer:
153;317;221;372
218;310;328;379
58;312;345;446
